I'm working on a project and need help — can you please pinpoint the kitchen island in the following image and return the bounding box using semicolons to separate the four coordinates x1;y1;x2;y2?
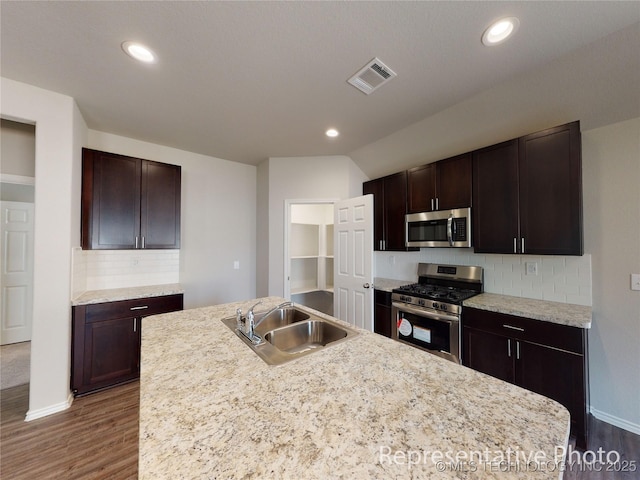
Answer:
139;297;570;479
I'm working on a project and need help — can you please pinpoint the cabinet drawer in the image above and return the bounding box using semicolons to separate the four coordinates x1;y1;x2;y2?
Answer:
84;294;183;322
463;307;585;354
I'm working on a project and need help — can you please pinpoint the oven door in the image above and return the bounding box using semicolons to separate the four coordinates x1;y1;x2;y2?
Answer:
392;302;460;363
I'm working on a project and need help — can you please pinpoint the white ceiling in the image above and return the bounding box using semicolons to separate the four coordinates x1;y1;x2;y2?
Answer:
2;1;639;175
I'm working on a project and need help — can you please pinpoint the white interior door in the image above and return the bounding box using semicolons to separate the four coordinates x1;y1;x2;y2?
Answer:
1;201;34;345
333;195;373;330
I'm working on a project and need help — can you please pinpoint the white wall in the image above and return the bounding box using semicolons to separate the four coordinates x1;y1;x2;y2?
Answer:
256;160;270;297
290;203;333;225
87;131;256;308
0;119;35;203
0;119;36;177
582;117;640;433
260;155;367;297
1;77;86;420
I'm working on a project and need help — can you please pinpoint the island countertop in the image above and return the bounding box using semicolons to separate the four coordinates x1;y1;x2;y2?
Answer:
139;297;570;479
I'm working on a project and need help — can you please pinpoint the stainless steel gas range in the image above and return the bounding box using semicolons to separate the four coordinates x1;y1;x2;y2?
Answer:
391;263;483;363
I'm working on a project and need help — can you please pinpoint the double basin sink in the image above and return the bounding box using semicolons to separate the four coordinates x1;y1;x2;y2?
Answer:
221;305;358;365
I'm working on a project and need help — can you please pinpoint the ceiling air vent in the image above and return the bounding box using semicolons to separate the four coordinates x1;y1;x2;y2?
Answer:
348;57;397;95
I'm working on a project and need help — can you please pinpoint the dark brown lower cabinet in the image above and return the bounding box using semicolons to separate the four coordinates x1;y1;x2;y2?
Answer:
462;307;589;450
374;289;392;338
72;294;183;396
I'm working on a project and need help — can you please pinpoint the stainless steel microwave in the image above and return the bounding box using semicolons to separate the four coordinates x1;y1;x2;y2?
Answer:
405;208;472;248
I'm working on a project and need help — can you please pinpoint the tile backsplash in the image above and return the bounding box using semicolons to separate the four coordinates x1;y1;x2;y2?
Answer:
71;248;180;298
375;249;592;306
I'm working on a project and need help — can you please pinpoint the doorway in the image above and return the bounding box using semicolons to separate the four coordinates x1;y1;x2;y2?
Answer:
0;119;35;392
284;200;335;316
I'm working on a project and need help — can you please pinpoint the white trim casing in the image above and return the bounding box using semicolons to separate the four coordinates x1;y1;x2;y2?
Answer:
25;392;73;422
590;407;640;436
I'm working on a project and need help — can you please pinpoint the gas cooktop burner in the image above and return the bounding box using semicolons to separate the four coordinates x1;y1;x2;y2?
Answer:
396;284;478;303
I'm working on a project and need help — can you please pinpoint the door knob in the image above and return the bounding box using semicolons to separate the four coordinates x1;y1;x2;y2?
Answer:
363;283;372;289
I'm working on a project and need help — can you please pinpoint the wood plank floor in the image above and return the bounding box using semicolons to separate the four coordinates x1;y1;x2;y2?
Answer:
1;382;138;480
2;381;639;479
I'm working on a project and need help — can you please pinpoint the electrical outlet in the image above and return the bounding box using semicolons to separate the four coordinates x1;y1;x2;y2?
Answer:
388;255;396;265
233;260;240;270
632;273;640;291
525;262;538;276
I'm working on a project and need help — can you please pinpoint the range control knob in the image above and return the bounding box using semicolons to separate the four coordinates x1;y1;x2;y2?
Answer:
432;302;438;309
418;299;425;306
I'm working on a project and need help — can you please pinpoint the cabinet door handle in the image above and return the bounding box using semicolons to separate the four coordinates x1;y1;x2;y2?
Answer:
142;236;146;249
513;237;517;253
507;339;512;357
431;198;434;211
516;340;520;360
135;236;139;249
130;305;149;311
435;197;439;211
133;318;137;333
503;324;525;332
521;237;525;254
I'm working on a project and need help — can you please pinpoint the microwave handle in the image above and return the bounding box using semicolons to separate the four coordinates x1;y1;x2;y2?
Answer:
447;214;454;246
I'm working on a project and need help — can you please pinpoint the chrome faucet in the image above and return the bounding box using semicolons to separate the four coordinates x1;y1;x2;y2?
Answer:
244;300;263;342
240;300;293;345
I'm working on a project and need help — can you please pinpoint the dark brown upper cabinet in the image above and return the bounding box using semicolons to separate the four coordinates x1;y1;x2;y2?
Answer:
82;148;181;250
363;171;416;251
407;153;472;213
472;140;520;253
472;121;583;255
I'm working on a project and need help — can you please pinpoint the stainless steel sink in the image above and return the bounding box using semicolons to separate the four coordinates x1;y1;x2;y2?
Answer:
252;307;310;335
264;320;348;354
221;305;358;365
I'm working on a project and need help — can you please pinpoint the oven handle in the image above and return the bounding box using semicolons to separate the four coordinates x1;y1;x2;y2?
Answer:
392;302;460;323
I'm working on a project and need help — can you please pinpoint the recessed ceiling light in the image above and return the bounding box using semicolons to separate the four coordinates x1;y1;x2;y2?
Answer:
482;17;519;46
121;41;157;63
326;128;339;138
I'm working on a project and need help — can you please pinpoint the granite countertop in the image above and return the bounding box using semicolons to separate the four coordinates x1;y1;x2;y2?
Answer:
71;283;184;306
463;293;592;329
373;277;412;292
139;296;570;479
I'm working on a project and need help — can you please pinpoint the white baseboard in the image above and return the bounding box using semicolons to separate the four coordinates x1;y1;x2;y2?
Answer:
25;392;74;422
590;407;640;435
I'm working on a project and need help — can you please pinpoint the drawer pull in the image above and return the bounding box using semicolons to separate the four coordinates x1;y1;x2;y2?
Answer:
503;324;524;332
130;306;149;311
